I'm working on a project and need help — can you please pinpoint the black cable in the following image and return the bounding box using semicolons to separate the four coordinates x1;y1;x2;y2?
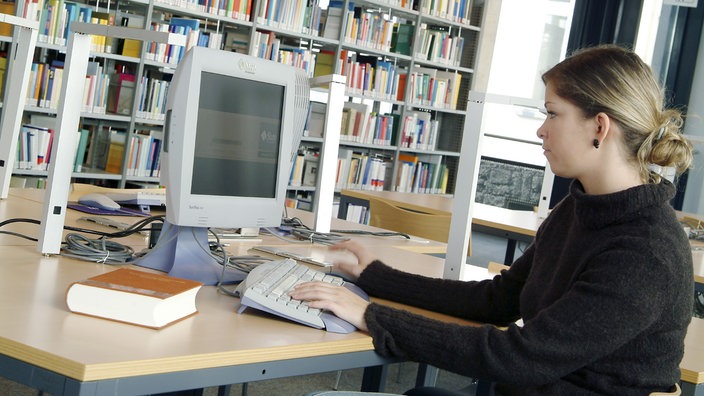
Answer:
0;216;165;264
289;227;351;245
0;216;165;241
333;229;410;239
61;233;135;264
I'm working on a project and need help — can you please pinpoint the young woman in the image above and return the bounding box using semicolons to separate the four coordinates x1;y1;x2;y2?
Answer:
291;45;694;395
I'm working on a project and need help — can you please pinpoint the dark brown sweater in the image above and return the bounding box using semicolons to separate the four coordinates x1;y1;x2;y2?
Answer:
358;180;693;395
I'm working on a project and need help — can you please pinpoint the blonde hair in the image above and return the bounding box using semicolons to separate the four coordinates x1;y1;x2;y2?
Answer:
542;44;693;183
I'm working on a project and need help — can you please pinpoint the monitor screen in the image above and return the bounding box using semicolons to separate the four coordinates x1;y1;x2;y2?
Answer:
191;72;284;198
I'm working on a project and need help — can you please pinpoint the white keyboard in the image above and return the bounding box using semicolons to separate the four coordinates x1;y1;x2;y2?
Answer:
237;259;368;333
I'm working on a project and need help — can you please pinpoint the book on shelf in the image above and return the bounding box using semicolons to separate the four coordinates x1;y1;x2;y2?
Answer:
127;131;163;178
15;124;53;171
288;193;313;210
305;102;326;138
345;203;368;224
119;12;146;57
435;70;462;110
65;268;202;329
168;17;200;64
74;128;89;172
322;1;352;39
83;61;109;114
86;126;123;171
341;101;371;143
301;148;320;187
313;50;335;78
336;147;354;190
223;30;250;53
289;152;306;187
105;130;127;174
390;22;413;56
20;0;42;22
395;152;418;192
0;55;6;99
409;66;438;106
107;72;136;116
0;2;13;36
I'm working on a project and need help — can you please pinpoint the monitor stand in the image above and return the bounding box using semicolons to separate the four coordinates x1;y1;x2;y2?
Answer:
134;220;246;285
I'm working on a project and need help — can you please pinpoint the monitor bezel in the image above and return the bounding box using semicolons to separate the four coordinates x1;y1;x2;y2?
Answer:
162;48;298;229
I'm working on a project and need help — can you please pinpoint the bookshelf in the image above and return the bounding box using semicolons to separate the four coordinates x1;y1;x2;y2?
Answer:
5;0;488;211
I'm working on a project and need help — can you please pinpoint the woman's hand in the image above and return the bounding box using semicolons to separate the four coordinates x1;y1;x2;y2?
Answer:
329;240;377;280
289;281;370;332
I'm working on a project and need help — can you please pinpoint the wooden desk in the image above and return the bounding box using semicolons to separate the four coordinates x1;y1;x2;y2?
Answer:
0;187;453;395
2;188;702;396
338;189;541;264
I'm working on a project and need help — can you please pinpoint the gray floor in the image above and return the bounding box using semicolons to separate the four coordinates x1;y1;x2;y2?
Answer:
0;232;510;396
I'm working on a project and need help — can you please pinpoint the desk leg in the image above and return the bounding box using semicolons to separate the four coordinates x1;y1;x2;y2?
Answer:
415;364;439;388
681;381;704;396
504;240;517;265
361;365;389;392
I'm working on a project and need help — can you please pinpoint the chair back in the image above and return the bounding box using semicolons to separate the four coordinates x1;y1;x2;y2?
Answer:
368;198;468;252
649;383;681;396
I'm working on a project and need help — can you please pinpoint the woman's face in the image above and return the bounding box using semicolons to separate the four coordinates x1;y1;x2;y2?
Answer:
536;82;596;180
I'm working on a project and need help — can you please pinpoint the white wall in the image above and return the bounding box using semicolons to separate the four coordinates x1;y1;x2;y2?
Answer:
681;24;704;214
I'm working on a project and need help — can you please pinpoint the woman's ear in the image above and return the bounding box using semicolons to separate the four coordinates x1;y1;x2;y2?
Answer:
594;112;611;142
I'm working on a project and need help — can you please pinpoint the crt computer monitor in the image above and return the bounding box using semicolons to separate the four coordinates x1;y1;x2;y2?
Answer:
135;47;310;285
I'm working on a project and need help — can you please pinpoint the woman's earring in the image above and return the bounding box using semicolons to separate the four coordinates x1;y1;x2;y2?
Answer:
593;139;600;149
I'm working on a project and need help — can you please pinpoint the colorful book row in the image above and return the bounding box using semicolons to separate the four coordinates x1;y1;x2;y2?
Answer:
398;110;439;150
34;0;114;52
342;7;395;52
340;102;398;147
338;51;406;101
395;153;449;194
15;125;53;171
336;149;392;191
144;19;223;65
407;66;463;110
126;132;163;178
153;0;252;21
254;0;323;36
14;125;92;174
25;61;110;114
417;0;475;25
252;31;316;76
135;76;169;121
415;24;466;67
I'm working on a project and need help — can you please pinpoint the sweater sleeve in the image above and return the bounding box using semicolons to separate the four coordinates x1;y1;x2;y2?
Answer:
356;246;534;325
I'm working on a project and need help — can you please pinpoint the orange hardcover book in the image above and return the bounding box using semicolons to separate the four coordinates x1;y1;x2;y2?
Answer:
66;268;202;329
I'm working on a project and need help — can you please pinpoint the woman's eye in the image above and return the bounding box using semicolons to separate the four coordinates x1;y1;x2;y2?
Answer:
538;108;556;119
